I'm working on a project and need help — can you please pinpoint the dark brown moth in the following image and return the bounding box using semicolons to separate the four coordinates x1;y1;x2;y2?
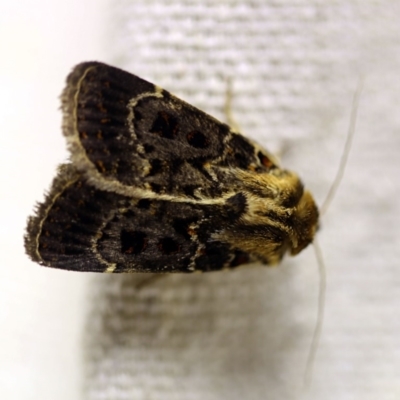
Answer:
25;62;319;273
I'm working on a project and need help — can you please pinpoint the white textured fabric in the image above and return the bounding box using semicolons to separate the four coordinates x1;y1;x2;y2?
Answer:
4;1;398;399
82;2;400;400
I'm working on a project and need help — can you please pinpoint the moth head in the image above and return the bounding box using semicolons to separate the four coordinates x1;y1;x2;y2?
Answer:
289;190;319;255
262;169;319;256
228;169;320;264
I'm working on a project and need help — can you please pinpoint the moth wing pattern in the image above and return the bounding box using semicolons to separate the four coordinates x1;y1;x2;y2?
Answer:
25;164;255;272
25;62;319;273
62;62;278;200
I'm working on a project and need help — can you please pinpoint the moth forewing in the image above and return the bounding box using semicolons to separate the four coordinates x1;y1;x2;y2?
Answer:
25;62;319;273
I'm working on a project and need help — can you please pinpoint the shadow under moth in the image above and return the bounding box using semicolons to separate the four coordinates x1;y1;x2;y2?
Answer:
25;62;319;273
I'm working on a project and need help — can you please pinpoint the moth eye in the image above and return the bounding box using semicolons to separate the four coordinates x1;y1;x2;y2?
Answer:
149;111;179;139
257;151;273;168
158;237;180;255
186;130;210;149
120;230;147;254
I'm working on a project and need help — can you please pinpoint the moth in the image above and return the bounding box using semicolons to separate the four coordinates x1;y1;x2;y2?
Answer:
25;62;319;273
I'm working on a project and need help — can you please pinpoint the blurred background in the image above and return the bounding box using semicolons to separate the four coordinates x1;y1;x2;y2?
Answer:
1;1;400;399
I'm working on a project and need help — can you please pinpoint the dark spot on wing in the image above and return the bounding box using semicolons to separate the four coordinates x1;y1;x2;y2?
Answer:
149;111;179;139
120;230;147;254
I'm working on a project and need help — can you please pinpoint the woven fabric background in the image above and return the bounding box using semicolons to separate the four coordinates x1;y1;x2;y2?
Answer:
84;1;400;400
2;1;400;400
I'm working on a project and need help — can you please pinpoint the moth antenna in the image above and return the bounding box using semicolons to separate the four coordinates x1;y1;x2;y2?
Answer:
303;78;363;390
320;77;364;216
224;77;241;132
303;237;326;390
